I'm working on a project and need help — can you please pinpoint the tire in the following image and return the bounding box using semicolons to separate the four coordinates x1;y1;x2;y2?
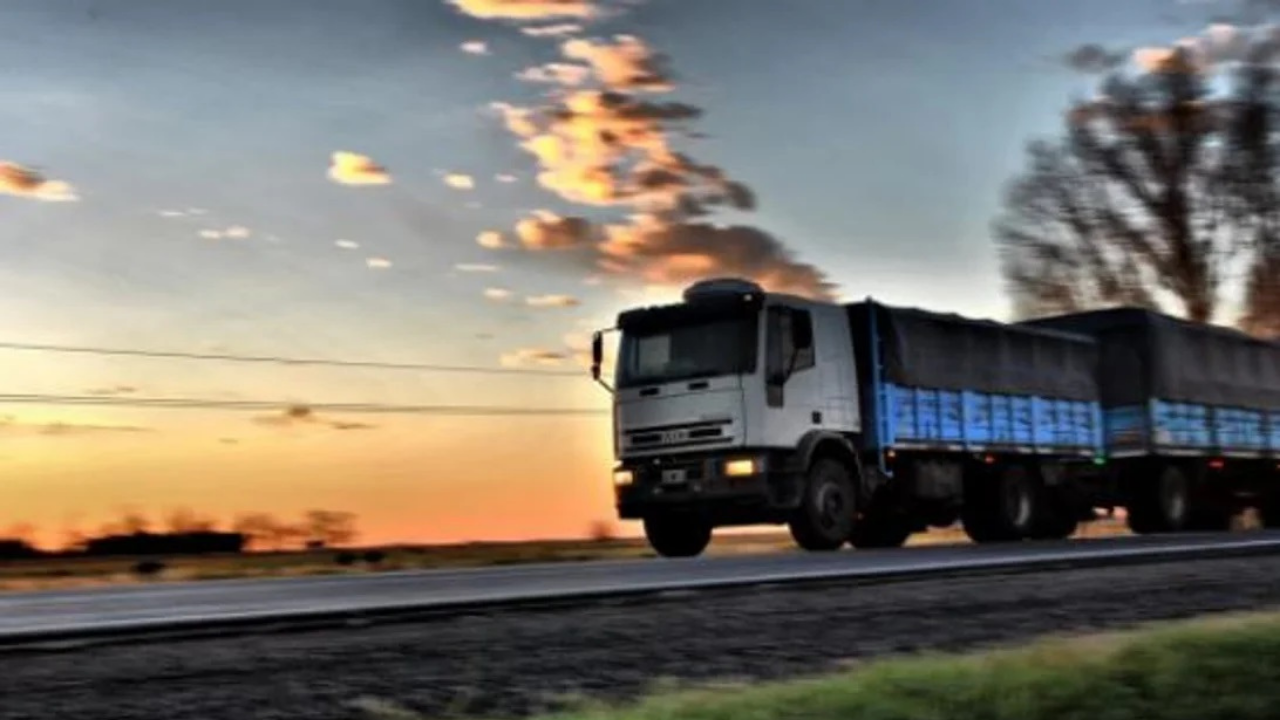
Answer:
1030;486;1080;541
1155;465;1193;532
789;458;856;551
849;511;913;549
962;464;1040;543
643;514;712;558
1126;465;1194;534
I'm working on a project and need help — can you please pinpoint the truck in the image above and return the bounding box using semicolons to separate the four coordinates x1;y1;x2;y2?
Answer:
588;277;1280;558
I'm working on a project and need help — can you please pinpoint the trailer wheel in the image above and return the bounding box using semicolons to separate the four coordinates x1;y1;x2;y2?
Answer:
849;511;913;549
789;458;855;551
1155;465;1192;532
1030;487;1080;540
642;514;712;558
1126;465;1193;534
962;464;1040;543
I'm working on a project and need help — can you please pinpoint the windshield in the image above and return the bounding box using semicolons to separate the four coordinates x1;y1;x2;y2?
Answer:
617;317;759;388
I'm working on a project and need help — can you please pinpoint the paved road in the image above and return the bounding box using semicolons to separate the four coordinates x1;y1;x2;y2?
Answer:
3;532;1280;642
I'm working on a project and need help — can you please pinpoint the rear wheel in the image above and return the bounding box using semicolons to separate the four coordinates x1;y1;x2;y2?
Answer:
643;514;712;558
789;458;856;551
1126;465;1194;534
962;464;1041;543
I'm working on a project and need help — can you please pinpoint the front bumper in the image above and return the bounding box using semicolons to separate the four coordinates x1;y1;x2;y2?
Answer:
613;450;801;525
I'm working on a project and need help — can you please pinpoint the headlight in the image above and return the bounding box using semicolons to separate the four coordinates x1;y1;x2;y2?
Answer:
613;469;634;487
724;458;757;477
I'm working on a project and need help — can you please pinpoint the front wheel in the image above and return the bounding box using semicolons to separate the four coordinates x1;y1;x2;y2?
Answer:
643;514;712;558
789;458;856;551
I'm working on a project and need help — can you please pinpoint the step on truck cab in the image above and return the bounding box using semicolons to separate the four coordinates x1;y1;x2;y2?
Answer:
590;277;1112;558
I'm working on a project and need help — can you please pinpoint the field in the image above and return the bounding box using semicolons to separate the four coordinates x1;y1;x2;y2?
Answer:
0;516;1134;593
376;609;1280;720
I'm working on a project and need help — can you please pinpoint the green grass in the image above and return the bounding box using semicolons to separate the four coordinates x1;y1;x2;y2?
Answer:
356;611;1280;720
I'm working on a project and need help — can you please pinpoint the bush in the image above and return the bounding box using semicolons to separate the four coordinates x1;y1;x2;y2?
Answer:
334;551;359;566
132;560;166;578
363;550;387;565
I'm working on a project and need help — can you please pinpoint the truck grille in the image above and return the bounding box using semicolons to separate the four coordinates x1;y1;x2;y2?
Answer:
625;418;733;451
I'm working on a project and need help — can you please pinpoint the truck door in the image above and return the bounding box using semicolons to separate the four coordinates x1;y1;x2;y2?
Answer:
764;304;822;446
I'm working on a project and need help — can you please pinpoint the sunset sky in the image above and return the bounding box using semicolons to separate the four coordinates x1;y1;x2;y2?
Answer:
0;0;1264;547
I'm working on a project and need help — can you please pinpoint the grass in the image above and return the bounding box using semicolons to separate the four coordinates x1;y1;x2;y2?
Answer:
0;517;1133;593
355;610;1280;720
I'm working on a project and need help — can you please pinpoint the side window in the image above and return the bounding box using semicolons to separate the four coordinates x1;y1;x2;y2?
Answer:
792;310;815;371
762;304;814;397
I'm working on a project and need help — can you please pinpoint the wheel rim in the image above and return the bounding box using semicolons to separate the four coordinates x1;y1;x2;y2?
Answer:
1003;473;1032;529
1161;470;1188;526
816;483;846;531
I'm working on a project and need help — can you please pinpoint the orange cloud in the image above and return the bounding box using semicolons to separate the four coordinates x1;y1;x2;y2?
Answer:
484;287;513;301
479;9;833;300
328;151;392;186
526;293;580;308
516;210;595;249
562;35;674;92
449;0;593;20
0;161;77;202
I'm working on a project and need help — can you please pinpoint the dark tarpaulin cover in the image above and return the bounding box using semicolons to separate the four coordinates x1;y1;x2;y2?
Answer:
1020;308;1280;411
846;302;1100;402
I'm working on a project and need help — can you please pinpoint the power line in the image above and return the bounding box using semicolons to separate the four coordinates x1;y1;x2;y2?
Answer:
0;341;586;377
0;394;607;417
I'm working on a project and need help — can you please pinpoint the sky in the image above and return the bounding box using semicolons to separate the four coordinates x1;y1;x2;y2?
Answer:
0;0;1259;547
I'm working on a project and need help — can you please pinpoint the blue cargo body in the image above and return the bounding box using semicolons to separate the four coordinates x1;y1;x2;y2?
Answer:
848;300;1105;472
1022;308;1280;460
1105;402;1280;457
883;385;1102;454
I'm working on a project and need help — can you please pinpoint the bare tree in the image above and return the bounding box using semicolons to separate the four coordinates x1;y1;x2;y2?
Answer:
165;507;218;534
303;510;358;549
996;47;1279;330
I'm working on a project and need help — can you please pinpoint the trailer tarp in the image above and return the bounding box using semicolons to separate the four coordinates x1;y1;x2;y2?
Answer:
846;302;1099;402
1021;308;1280;410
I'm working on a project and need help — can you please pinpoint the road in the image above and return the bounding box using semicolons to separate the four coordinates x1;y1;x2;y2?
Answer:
6;541;1280;719
4;531;1280;644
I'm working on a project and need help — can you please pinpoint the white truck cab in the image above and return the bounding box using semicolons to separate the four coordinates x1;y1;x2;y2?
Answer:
591;278;864;557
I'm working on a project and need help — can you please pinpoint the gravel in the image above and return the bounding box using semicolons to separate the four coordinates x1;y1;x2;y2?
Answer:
2;554;1280;720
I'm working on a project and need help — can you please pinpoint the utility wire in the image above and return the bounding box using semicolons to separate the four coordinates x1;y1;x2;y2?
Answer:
0;394;607;417
0;341;586;377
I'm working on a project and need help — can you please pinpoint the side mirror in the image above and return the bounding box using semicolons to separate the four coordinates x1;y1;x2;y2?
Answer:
591;332;603;381
793;313;814;350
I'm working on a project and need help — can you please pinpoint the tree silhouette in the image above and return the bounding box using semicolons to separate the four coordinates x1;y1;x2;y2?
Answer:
995;47;1279;331
165;507;218;534
304;510;358;548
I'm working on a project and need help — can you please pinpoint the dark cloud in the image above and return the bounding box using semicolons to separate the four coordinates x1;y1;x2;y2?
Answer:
1064;44;1127;74
253;404;376;431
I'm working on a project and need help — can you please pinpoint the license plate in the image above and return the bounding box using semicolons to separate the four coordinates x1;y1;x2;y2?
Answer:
661;469;687;485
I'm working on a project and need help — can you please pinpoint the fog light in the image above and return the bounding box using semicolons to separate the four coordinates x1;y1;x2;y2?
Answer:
724;458;756;477
613;469;634;487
